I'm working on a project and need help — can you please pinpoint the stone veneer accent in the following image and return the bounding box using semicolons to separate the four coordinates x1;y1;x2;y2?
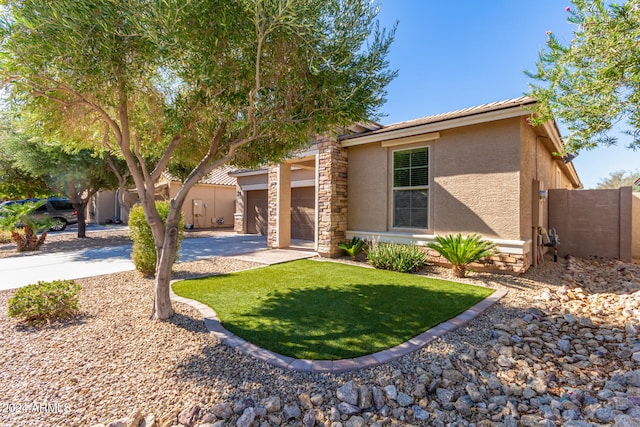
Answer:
267;166;279;248
234;186;245;233
316;137;348;257
424;247;530;274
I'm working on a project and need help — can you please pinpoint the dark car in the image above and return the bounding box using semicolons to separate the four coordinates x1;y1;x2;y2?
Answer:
0;197;78;231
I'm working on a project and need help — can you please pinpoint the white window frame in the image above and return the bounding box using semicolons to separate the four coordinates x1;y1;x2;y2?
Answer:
390;145;430;230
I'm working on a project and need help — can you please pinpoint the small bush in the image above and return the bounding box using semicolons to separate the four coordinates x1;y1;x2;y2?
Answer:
367;241;426;273
0;230;11;243
129;201;184;276
427;233;496;278
8;280;81;325
338;236;367;259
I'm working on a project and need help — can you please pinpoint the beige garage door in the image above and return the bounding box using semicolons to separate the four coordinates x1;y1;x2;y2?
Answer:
291;187;315;241
247;190;268;235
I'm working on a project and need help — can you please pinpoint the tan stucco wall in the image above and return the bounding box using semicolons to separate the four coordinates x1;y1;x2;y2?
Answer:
347;143;388;232
633;193;640;259
347;118;522;240
169;183;235;229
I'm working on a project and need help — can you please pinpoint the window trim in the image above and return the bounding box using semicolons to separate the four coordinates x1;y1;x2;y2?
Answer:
389;145;431;231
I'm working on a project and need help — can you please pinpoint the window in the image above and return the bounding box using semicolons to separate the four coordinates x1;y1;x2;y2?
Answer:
393;147;429;228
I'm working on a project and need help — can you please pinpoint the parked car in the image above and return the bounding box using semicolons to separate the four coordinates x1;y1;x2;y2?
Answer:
0;197;78;231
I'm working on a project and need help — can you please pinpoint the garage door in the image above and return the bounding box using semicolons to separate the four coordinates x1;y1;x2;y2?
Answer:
247;190;268;235
291;187;315;241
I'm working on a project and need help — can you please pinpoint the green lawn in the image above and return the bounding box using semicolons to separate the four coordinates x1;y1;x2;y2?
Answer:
172;260;494;360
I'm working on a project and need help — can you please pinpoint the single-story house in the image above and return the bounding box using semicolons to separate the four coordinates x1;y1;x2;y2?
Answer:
89;165;237;228
231;97;582;273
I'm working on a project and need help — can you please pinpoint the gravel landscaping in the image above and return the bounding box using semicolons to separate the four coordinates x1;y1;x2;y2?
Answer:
1;232;639;426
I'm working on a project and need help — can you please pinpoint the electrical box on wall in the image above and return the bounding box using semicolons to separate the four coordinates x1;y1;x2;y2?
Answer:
193;199;204;216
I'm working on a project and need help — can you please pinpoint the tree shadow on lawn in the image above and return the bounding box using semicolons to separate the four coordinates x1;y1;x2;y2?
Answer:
219;283;492;360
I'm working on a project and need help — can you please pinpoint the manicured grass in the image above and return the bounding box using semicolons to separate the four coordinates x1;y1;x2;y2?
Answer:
172;260;494;360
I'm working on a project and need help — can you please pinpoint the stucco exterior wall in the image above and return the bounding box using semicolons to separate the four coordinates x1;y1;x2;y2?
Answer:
431;119;521;239
347;118;522;240
169;183;235;229
347;143;388;232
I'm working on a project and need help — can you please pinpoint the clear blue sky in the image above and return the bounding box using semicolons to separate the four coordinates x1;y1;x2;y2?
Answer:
374;0;640;189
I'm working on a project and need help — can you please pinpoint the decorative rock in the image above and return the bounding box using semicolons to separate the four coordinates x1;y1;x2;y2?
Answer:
303;409;317;427
337;381;359;406
236;407;255;427
442;369;464;383
263;396;281;413
454;397;472;417
412;405;429;421
372;386;386;410
358;385;372;409
283;404;301;421
465;383;483;403
615;414;640;427
558;339;571;353
436;388;455;403
337;402;360;416
595;407;616;423
178;405;200;427
345;415;365;427
310;394;324;406
383;385;397;401
211;403;233;420
396;392;413;407
625;370;640;387
412;383;426;398
298;393;313;410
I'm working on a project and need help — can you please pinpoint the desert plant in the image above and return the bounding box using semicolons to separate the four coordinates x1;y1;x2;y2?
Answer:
367;241;426;273
427;233;496;278
338;237;367;260
129;201;184;276
8;279;81;325
0;200;59;251
0;229;11;243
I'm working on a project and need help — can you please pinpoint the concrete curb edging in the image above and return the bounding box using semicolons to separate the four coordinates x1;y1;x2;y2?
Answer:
171;286;507;373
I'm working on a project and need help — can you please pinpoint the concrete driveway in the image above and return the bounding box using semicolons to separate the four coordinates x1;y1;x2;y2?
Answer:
0;234;268;291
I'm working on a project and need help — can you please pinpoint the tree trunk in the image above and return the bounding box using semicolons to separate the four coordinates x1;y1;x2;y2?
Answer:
76;205;87;238
453;264;467;278
152;222;180;320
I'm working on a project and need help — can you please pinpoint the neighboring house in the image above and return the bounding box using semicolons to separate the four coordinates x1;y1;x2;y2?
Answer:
89;166;237;228
231;97;582;273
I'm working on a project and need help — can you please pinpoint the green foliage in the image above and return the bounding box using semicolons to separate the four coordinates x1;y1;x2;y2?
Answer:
8;279;81;325
367;241;426;273
527;0;640;152
596;169;640;191
0;200;58;251
427;234;496;278
338;236;367;259
129;202;184;276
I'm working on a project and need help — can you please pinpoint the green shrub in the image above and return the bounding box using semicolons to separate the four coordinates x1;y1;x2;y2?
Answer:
338;236;367;259
8;280;81;325
129;201;184;276
427;233;496;278
367;241;426;273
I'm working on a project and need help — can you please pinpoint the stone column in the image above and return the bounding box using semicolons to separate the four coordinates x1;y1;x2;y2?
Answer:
317;137;348;257
233;185;246;233
267;164;291;248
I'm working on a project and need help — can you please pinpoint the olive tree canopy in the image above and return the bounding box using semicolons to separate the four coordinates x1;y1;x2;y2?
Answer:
0;0;396;319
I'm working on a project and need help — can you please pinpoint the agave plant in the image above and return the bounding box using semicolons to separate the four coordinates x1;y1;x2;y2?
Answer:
0;200;58;252
338;236;367;260
427;233;496;278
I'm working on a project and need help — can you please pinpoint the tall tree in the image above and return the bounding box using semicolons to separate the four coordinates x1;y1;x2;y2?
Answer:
0;0;396;320
6;136;120;237
596;169;640;191
0;118;50;199
527;0;640;153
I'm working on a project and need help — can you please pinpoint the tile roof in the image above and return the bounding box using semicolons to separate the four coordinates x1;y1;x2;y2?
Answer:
341;96;536;140
163;165;237;186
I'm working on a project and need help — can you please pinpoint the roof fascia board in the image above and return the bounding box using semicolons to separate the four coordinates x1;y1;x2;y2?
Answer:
380;132;440;147
541;121;583;188
341;106;530;148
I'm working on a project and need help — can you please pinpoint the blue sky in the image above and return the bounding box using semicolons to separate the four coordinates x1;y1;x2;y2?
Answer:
374;0;640;189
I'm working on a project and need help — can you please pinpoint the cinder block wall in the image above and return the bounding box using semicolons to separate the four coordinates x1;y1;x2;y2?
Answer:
549;187;633;261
